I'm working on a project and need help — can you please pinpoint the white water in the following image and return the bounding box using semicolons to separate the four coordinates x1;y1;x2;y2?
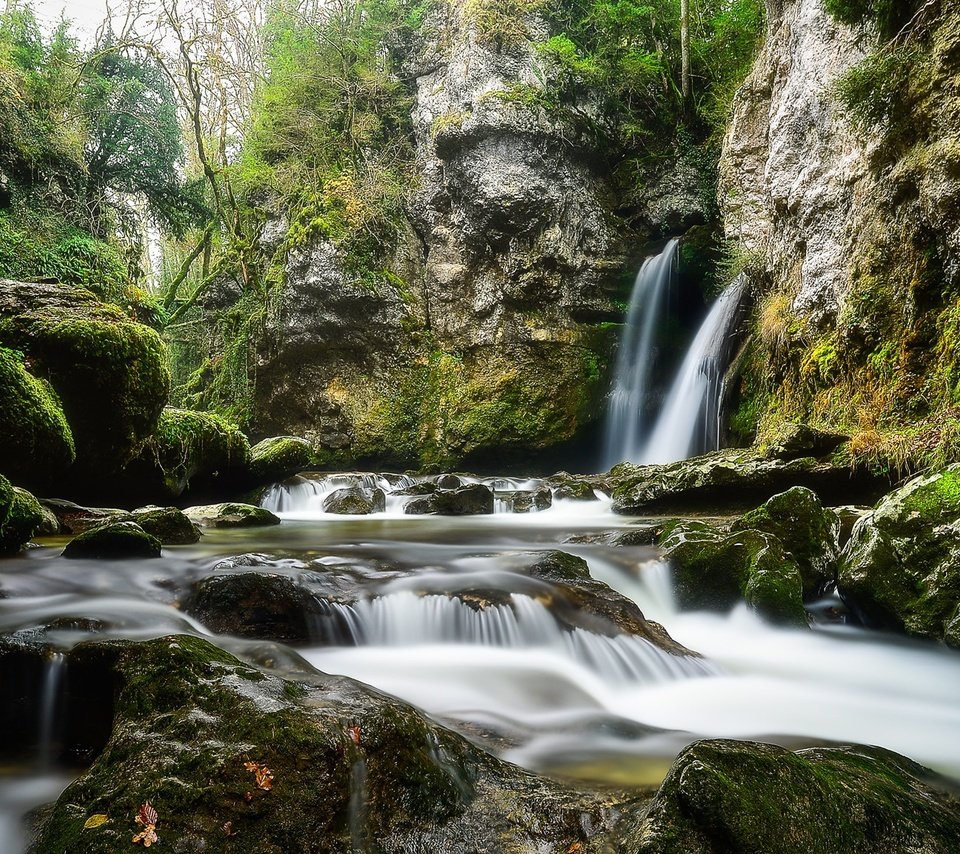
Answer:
641;277;746;464
603;240;679;468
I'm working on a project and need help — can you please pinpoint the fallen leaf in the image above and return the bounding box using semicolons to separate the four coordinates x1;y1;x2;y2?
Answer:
136;803;158;827
347;725;362;746
223;820;237;837
565;843;583;853
83;814;109;830
244;760;274;791
132;802;159;847
243;791;254;803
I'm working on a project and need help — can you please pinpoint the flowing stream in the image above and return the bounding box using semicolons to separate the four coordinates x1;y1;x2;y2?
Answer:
2;487;960;849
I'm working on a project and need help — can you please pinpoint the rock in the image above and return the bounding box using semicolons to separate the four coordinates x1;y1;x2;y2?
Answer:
553;480;598;501
732;487;840;596
838;465;960;644
321;487;386;515
761;422;849;461
61;520;162;560
248;435;315;484
496;488;552;512
124;407;251;500
31;635;641;852
0;280;169;479
131;506;202;545
34;504;60;537
611;448;887;514
833;505;871;549
183;572;317;643
38;498;131;534
393;481;436;497
403;495;437;515
661;523;808;626
404;483;494;515
0;345;75;490
436;473;462;489
0;476;43;554
622;739;960;853
183;503;281;529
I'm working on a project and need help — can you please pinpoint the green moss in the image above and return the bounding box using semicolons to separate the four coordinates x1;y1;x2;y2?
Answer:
248;436;315;484
0;474;43;554
0;345;75;488
62;520;162;560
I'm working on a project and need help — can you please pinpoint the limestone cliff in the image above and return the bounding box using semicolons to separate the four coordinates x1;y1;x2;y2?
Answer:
720;0;960;467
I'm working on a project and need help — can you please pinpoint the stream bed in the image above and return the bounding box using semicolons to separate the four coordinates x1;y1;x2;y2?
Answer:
3;485;960;850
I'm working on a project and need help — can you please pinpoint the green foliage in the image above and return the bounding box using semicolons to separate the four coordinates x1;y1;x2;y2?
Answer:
835;47;920;135
823;0;917;38
466;0;549;48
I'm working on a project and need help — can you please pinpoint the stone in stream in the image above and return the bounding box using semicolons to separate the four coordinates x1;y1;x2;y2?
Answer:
731;486;840;597
435;473;462;489
838;465;960;646
322;486;386;515
39;498;132;534
496;488;552;513
660;522;807;627
0;475;44;555
61;520;162;560
248;435;315;484
131;506;202;545
183;502;281;528
621;739;960;853
403;482;494;515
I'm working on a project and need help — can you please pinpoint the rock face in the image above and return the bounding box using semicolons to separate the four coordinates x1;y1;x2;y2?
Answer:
622;739;960;854
838;465;960;645
0;280;169;482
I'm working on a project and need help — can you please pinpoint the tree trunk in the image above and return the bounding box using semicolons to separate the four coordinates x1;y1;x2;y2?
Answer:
681;0;691;108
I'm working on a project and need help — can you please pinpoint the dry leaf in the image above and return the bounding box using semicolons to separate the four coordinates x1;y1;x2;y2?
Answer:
132;802;159;847
83;814;109;830
565;843;583;853
243;791;254;803
244;760;274;791
347;725;362;746
223;820;237;837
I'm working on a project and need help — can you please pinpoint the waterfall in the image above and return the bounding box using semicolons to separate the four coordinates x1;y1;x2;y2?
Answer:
641;277;746;465
603;239;680;469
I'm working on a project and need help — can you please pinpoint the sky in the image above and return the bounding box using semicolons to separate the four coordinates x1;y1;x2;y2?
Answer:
28;0;111;39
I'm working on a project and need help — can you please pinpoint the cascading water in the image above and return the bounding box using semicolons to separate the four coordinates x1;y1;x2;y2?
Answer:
641;276;746;464
603;239;680;468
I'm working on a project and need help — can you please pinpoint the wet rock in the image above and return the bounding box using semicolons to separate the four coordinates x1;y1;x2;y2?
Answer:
0;280;168;481
62;520;162;560
31;635;643;853
0;345;75;491
761;422;849;461
732;487;840;596
38;498;131;534
248;436;315;484
497;488;552;513
833;505;871;549
404;483;494;516
131;506;202;545
184;503;281;529
622;740;960;853
552;479;599;501
322;487;386;515
436;473;462;490
611;448;887;514
392;481;436;497
403;495;437;515
661;523;807;627
0;476;43;555
35;504;61;537
838;465;960;644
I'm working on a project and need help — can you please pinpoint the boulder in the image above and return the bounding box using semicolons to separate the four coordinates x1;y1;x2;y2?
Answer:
0;475;43;554
436;473;462;489
611;448;887;514
61;520;162;560
131;506;202;545
0;280;169;479
552;479;599;501
496;488;552;512
248;436;315;484
38;498;132;534
838;465;960;644
761;422;849;460
732;487;840;596
661;522;807;626
404;483;494;516
0;345;75;490
31;635;640;853
322;487;386;515
125;407;251;500
183;503;281;529
623;740;960;853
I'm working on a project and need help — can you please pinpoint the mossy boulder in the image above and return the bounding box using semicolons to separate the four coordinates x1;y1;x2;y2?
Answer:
127;408;252;500
496;488;552;512
0;346;75;490
732;487;840;596
622;739;960;853
31;635;641;853
322;486;385;515
760;422;849;460
0;280;169;479
661;523;808;626
838;465;960;644
61;520;162;560
0;475;43;554
611;448;886;514
404;483;494;515
184;503;281;529
131;506;201;545
248;436;314;484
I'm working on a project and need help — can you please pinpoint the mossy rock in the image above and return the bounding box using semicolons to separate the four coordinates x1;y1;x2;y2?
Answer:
0;475;43;554
322;486;385;515
433;483;494;515
661;523;807;626
838;465;960;644
0;280;169;478
61;520;162;560
31;635;642;853
128;408;252;500
732;487;840;596
39;498;132;535
248;436;314;484
622;739;960;853
0;346;75;490
183;503;281;528
131;506;202;545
